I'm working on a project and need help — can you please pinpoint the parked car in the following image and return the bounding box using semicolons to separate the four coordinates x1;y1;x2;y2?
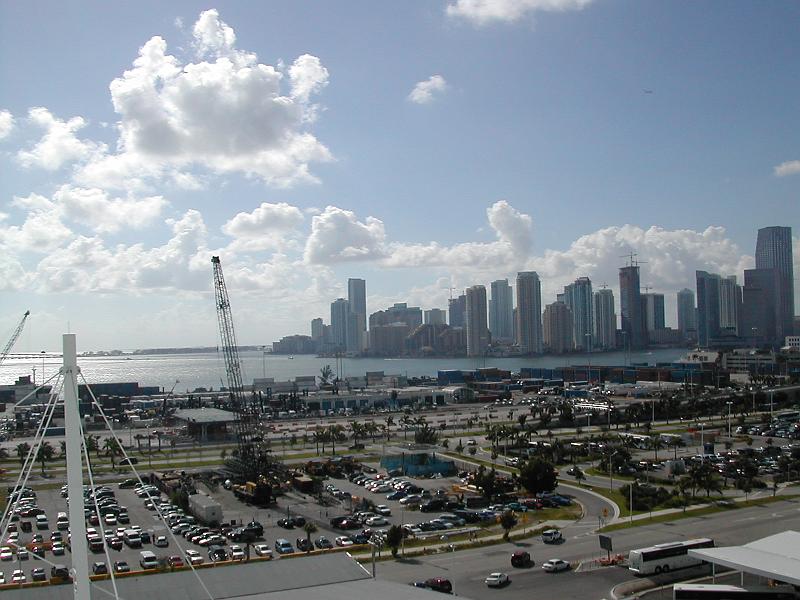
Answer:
253;544;272;558
113;561;130;574
274;539;294;554
296;537;312;552
92;562;108;575
411;577;453;594
315;537;333;549
542;529;563;544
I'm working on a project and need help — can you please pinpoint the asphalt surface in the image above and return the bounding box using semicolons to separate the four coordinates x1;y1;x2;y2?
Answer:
373;496;800;599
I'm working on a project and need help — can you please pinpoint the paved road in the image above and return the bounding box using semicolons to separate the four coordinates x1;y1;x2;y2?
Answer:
374;497;800;599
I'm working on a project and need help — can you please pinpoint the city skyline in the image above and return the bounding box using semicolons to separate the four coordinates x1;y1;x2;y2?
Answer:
1;2;798;351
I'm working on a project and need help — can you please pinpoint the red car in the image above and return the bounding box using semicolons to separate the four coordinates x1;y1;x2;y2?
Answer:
167;556;184;568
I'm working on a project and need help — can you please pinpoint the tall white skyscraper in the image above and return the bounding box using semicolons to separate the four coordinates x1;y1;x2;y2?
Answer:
465;285;490;357
330;298;350;351
516;272;543;353
718;275;741;335
489;279;514;343
593;288;616;349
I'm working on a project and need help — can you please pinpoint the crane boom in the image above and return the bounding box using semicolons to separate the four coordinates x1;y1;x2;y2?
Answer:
0;310;30;367
211;257;260;473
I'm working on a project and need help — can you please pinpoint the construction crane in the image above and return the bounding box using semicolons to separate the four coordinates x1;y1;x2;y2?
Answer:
0;310;30;367
211;257;261;477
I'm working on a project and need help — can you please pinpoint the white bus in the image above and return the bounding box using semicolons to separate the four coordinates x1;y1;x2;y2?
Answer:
628;538;714;575
673;584;796;599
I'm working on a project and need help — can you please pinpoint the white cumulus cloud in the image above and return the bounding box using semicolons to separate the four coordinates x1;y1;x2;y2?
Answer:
222;202;305;252
77;9;332;190
447;0;594;25
408;75;448;104
52;185;168;234
0;110;14;140
17;107;104;170
774;160;800;177
304;206;387;264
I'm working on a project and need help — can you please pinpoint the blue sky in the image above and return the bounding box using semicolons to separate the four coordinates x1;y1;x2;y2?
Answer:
0;0;797;351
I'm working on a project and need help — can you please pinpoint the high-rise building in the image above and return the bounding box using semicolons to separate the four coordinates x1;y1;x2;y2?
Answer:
330;298;350;351
642;293;666;332
696;271;721;348
489;279;514;343
516;271;543;354
563;277;593;351
677;288;696;340
543;301;573;354
619;265;646;349
465;285;490;357
755;226;795;341
741;268;777;344
311;317;325;340
424;308;447;325
347;278;367;351
593;288;616;349
369;303;423;330
718;275;741;335
448;294;467;328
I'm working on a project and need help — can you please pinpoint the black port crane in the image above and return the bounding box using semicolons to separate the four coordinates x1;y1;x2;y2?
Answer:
211;257;261;475
0;310;30;367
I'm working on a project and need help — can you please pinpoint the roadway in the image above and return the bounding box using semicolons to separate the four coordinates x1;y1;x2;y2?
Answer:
373;496;800;599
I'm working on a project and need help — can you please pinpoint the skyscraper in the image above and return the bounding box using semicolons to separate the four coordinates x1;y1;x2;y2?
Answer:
642;293;666;332
741;268;777;344
489;279;514;343
348;278;367;351
465;285;490;357
718;275;741;335
677;288;696;341
593;288;616;350
330;298;350;351
696;271;721;348
311;317;325;341
516;271;543;354
424;308;446;325
448;294;466;328
755;226;794;342
619;265;646;349
543;301;573;354
563;277;593;351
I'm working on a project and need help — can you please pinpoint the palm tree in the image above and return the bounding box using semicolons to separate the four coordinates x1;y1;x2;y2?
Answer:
319;365;333;385
59;440;67;462
499;510;517;540
15;442;31;466
103;437;121;471
328;424;345;455
649;436;663;462
36;442;54;476
303;522;317;552
84;434;99;459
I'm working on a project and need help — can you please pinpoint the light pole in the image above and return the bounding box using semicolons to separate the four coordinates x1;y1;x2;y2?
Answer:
698;423;705;454
585;333;593;384
630;478;636;524
608;449;619;490
621;332;628;367
726;401;733;437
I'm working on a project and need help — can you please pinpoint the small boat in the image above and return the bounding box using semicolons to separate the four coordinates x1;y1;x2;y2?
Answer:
288;356;294;360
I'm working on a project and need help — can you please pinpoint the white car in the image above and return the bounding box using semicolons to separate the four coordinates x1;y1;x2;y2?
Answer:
542;529;563;544
542;559;570;573
365;516;388;526
0;572;4;584
185;549;204;565
229;545;245;560
375;505;392;516
335;536;354;547
52;542;65;556
11;569;25;583
485;572;510;587
253;544;272;558
0;547;13;561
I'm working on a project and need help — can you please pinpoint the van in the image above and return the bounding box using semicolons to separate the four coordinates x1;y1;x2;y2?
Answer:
139;550;158;569
123;529;142;548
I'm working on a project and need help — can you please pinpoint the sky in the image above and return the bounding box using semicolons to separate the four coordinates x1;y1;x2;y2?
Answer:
0;0;798;352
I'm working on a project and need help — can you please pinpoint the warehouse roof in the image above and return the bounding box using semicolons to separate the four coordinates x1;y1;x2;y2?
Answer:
689;530;800;586
173;408;237;424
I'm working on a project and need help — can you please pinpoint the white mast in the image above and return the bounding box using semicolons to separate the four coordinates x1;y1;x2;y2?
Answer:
63;334;90;600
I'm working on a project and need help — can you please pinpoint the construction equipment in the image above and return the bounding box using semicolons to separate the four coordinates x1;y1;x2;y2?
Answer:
0;311;30;367
211;257;262;478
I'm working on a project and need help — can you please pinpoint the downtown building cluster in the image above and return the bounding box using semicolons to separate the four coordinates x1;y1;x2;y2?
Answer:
270;226;796;357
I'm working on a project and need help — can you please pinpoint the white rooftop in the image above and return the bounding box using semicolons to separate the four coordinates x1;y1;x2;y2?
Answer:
689;530;800;586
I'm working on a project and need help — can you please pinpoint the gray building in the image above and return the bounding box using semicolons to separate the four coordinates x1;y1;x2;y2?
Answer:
593;288;616;349
755;226;795;342
516;271;543;353
465;284;490;357
489;279;514;343
619;264;646;349
718;275;741;335
696;271;721;348
677;288;697;341
348;278;367;351
330;298;350;351
448;293;466;328
741;268;777;345
543;301;573;354
424;308;447;325
642;293;665;332
564;277;593;351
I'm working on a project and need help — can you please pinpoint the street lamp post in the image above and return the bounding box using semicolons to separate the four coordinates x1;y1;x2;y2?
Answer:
726;401;733;437
608;449;619;490
630;479;636;524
